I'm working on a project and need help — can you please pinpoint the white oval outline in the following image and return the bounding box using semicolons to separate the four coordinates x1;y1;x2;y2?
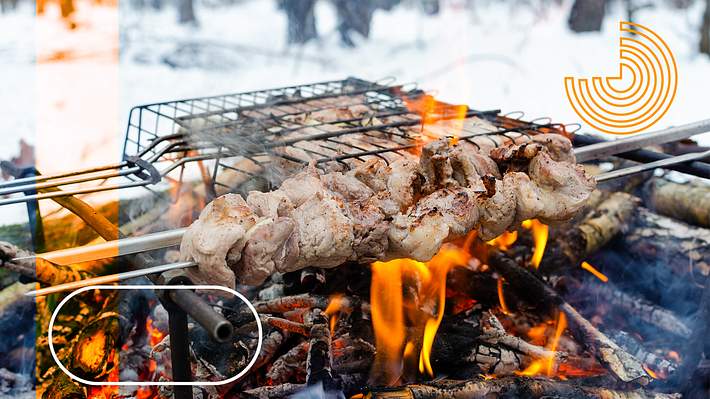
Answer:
48;285;263;386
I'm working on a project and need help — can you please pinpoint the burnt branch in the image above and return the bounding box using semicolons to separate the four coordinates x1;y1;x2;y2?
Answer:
489;250;651;385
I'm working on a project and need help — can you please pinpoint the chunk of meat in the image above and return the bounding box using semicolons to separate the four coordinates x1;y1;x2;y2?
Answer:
179;194;257;288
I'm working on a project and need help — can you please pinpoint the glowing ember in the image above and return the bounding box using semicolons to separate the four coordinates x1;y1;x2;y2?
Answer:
581;261;609;282
521;219;548;269
643;365;660;379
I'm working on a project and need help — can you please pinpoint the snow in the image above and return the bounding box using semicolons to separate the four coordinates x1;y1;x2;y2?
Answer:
1;0;709;225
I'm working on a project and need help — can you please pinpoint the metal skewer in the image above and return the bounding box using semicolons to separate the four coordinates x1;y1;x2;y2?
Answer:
594;149;710;182
24;261;198;297
573;119;710;162
12;228;186;266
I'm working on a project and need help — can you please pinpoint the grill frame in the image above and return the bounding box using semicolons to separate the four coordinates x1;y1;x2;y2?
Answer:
0;77;573;205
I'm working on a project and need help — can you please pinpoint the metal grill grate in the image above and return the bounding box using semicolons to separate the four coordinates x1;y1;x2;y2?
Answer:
0;77;570;205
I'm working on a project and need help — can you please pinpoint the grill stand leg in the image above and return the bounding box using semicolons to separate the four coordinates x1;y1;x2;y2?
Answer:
166;295;193;399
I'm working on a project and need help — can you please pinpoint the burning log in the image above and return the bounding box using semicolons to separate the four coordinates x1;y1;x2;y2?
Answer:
261;315;310;336
645;179;710;228
480;312;567;364
254;330;286;370
609;331;677;378
544;192;639;273
266;341;308;384
69;313;120;380
304;309;335;389
255;293;366;315
489;250;651;384
363;377;680;399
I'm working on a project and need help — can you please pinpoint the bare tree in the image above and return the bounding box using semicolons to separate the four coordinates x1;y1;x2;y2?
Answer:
568;0;606;33
702;0;710;56
178;0;197;25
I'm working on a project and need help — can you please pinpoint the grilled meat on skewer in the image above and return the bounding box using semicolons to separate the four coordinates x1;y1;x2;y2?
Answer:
180;134;595;288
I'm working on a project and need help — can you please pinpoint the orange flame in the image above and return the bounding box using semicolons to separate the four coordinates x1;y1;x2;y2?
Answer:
581;261;609;282
370;233;474;382
497;278;511;315
487;230;518;251
403;93;468;152
146;318;165;347
324;294;345;335
516;312;567;377
521;219;548;268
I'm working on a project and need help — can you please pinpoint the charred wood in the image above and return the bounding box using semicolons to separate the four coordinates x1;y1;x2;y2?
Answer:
304;309;335;389
579;280;691;339
364;377;679;399
623;208;710;278
266;341;308;385
609;331;677;378
489;250;650;384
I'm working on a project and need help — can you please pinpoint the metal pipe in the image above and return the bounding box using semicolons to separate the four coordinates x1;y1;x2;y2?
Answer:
168;289;234;343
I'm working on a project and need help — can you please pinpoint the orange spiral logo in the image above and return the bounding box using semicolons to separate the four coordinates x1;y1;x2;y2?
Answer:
564;21;678;135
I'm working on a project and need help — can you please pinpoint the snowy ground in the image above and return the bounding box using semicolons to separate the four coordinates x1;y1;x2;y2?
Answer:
1;0;709;224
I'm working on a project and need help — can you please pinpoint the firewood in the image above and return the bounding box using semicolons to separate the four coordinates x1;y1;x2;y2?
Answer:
580;281;691;338
623;208;710;278
266;341;308;384
69;313;120;380
645;179;710;228
547;192;639;271
254;330;286;370
243;383;305;399
609;331;677;378
41;372;85;399
364;377;680;399
480;312;567;364
262;315;310;336
304;309;335;389
489;250;651;385
254;293;365;315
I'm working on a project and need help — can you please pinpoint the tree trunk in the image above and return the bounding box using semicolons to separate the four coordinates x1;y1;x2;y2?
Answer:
281;0;318;44
701;0;710;56
177;0;197;25
568;0;606;33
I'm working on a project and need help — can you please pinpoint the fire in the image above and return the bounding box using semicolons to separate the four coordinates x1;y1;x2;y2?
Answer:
370;234;474;383
87;367;119;398
521;219;548;268
516;312;567;377
402;93;468;152
324;294;345;335
643;365;659;379
497;277;511;315
580;261;609;282
487;230;518;251
146;318;165;347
